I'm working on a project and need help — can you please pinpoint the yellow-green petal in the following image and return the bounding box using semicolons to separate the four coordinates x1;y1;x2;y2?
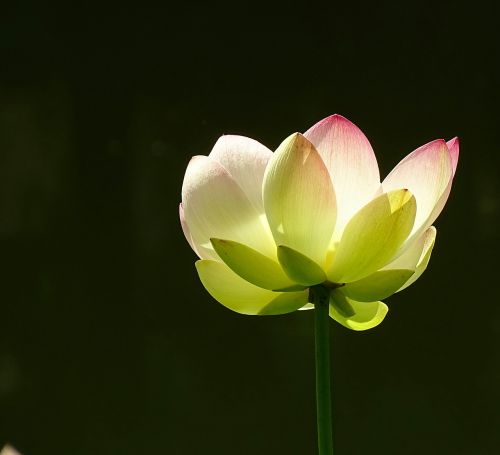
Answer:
277;245;327;286
397;227;436;291
195;260;308;315
210;238;300;291
263;133;336;267
342;269;414;302
329;289;388;331
328;189;416;283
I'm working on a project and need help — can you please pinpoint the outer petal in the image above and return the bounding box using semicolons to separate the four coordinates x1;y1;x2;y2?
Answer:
304;114;380;240
182;156;275;260
396;227;436;291
179;203;201;257
382;140;452;242
384;226;436;270
329;289;388;331
208;135;272;212
342;227;437;299
446;137;459;177
210;238;301;291
195;260;308;315
328;190;416;283
277;245;327;286
342;269;414;302
263;133;336;266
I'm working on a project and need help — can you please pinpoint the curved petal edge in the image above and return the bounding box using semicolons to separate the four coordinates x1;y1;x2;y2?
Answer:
195;260;308;315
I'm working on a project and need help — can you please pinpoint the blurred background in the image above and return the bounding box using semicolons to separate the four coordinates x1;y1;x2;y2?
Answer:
0;1;498;454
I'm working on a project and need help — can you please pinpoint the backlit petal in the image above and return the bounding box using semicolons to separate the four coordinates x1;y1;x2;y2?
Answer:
209;135;272;212
329;289;388;331
179;203;201;257
277;245;327;286
383;140;452;241
195;260;308;315
397;227;436;291
328;190;416;283
446;137;459;177
210;238;300;291
304;114;380;240
263;133;336;266
384;226;436;270
182;156;275;260
342;269;414;302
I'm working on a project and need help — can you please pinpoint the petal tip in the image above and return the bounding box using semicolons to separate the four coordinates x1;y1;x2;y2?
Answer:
287;131;307;142
446;137;459;176
312;113;355;129
187;155;206;166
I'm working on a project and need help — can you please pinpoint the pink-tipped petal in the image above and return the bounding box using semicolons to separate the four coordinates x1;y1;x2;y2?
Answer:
209;135;272;212
446;137;459;177
182;156;275;260
304;114;380;240
383;139;452;241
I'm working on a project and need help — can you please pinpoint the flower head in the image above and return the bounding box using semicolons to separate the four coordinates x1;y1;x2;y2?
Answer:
180;115;459;330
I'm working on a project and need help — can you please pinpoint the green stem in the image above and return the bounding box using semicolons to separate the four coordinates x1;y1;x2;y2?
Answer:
311;285;333;455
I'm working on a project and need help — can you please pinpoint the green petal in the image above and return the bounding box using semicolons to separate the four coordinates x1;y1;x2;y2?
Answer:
195;260;308;315
263;133;336;266
210;238;301;291
329;189;416;283
342;269;414;302
277;245;327;286
397;227;436;291
329;289;388;331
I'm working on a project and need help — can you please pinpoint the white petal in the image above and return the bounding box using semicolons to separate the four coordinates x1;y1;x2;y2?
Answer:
182;156;275;260
304;114;380;240
196;260;308;315
179;203;201;257
209;135;272;212
263;133;336;266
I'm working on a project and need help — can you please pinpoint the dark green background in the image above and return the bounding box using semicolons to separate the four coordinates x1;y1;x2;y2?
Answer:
0;1;498;454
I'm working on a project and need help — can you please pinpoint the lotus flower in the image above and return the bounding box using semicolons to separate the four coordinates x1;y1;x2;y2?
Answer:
180;115;458;330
